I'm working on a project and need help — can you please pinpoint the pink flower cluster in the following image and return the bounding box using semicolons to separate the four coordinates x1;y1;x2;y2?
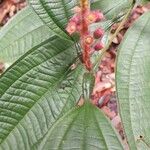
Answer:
66;3;105;71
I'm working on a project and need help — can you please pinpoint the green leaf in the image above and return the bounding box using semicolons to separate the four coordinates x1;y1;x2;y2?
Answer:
136;0;150;4
0;6;53;64
0;36;85;149
36;102;124;150
28;0;77;39
91;0;132;19
116;11;150;150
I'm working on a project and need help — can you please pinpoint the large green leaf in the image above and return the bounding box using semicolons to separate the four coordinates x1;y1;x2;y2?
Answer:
116;11;150;150
0;6;53;64
36;102;124;150
0;36;85;149
28;0;77;39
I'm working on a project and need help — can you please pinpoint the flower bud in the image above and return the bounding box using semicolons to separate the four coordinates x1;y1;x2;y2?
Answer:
70;15;80;25
93;11;104;22
94;42;104;51
84;35;94;45
66;21;76;35
86;12;97;24
93;28;104;39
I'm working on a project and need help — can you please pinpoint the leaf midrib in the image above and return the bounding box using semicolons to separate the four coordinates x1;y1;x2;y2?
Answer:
61;0;70;21
0;42;77;145
0;37;69;97
0;60;76;145
38;0;68;37
0;25;52;63
30;66;83;148
127;16;150;148
93;107;109;150
117;14;150;149
0;8;36;48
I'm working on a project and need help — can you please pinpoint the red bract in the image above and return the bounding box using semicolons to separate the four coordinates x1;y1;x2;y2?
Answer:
65;0;105;71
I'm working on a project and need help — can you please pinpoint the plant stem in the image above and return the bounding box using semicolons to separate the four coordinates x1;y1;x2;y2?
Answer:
93;7;133;72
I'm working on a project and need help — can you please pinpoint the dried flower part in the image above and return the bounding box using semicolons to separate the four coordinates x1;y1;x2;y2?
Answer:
65;0;105;71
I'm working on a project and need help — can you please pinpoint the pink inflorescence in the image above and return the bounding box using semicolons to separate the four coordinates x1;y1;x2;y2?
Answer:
66;1;105;71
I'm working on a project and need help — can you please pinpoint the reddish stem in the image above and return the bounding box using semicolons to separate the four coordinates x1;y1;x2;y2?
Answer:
80;0;92;71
